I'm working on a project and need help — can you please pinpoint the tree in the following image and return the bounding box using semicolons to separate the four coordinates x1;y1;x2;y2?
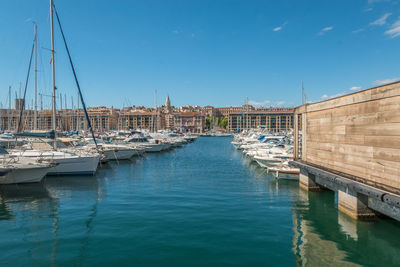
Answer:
206;116;212;129
218;118;228;129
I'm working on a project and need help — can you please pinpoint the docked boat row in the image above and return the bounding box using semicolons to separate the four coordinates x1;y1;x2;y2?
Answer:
0;1;200;185
0;131;198;185
231;130;299;180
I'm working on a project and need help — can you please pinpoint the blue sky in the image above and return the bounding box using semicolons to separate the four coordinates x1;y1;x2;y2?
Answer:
1;0;400;109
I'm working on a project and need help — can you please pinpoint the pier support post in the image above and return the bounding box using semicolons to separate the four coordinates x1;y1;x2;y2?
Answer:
299;169;323;191
338;189;376;220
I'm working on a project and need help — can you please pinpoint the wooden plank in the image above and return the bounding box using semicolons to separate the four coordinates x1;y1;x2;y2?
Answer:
346;123;400;136
373;147;400;162
364;136;400;149
307;125;346;135
307;147;400;176
307;133;365;146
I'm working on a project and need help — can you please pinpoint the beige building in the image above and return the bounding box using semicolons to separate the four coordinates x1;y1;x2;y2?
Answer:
173;112;206;133
117;111;157;131
227;108;294;132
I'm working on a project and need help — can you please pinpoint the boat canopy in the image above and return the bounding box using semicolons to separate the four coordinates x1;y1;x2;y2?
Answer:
0;147;8;155
14;130;55;139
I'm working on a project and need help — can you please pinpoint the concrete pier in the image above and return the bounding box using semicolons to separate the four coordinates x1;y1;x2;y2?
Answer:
299;170;323;192
290;161;400;221
298;166;376;219
337;189;376;220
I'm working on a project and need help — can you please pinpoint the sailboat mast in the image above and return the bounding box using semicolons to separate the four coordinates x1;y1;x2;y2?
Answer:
77;91;79;131
155;89;158;132
34;23;38;130
8;86;11;131
50;0;57;148
153;89;157;132
246;96;249;130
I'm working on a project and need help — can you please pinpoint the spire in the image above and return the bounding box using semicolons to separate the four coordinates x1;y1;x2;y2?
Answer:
165;95;171;107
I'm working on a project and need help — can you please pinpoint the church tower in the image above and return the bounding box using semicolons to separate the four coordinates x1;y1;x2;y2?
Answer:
165;95;171;108
163;95;173;130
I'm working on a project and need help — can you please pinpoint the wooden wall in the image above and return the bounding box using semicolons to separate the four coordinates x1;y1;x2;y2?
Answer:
295;82;400;192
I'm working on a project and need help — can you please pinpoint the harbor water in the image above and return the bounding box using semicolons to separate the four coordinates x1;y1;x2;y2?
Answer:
1;137;400;266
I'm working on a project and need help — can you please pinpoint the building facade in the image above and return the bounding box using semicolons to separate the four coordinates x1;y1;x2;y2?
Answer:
117;111;157;131
227;108;294;132
0;95;292;133
173;112;206;133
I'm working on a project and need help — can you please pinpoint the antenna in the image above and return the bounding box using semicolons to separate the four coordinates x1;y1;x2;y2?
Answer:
40;93;43;110
301;81;307;105
8;86;11;130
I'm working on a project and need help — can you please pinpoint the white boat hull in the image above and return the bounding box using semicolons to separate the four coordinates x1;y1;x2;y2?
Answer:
255;158;281;168
102;149;136;161
144;144;164;152
269;168;299;180
47;156;100;175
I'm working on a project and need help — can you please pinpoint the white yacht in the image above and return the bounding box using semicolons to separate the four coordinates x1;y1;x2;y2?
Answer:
124;133;165;152
75;138;140;162
8;141;100;176
99;144;139;161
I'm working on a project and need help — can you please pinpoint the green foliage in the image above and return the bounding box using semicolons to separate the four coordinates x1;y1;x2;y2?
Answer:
206;116;228;129
206;117;212;128
218;117;228;129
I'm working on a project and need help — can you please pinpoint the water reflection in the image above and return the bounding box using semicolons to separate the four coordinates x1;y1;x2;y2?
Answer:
246;157;400;267
44;175;104;201
0;183;53;203
43;175;104;265
0;182;57;230
0;175;105;265
0;183;55;218
291;188;400;266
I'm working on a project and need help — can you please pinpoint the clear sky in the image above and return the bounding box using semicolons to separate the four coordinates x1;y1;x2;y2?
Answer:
1;0;400;109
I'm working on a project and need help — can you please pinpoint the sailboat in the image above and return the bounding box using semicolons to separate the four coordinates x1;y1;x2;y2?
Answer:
0;147;54;184
8;0;100;175
0;28;55;184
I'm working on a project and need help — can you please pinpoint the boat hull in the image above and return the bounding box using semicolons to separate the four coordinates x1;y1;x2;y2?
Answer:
269;168;299;180
254;158;281;168
0;166;50;184
144;144;164;152
47;156;100;176
102;149;136;161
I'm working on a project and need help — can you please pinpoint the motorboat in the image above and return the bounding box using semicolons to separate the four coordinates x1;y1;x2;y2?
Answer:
124;133;165;152
268;162;299;180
